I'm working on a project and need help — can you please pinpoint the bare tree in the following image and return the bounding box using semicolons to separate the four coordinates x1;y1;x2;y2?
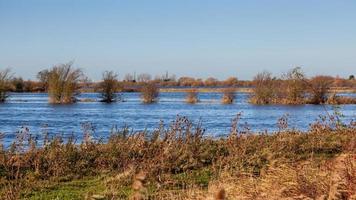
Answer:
0;68;12;102
250;71;276;104
140;83;159;103
47;62;83;104
307;76;333;104
99;71;120;103
137;73;152;83
185;89;199;104
221;88;235;104
37;69;50;91
282;67;306;104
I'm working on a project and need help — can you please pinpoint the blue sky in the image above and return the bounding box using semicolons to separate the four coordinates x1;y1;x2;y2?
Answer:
0;0;355;80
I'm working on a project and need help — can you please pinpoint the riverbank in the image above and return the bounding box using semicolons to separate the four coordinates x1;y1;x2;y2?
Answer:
1;117;355;199
159;87;355;93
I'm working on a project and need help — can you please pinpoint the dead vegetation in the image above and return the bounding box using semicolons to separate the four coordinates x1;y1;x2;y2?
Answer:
185;89;199;104
250;67;356;105
0;68;12;103
140;82;159;103
221;88;235;104
46;62;83;104
0;113;355;199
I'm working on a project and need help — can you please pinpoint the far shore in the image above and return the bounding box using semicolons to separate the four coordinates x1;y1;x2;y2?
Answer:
159;87;355;93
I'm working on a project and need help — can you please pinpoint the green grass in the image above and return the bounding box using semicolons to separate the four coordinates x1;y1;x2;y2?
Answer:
21;177;105;200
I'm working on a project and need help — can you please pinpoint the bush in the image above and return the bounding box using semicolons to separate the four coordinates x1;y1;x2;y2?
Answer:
249;71;277;104
140;83;159;103
0;68;12;102
307;76;333;104
221;88;235;104
47;62;83;104
281;67;306;104
99;71;120;103
185;89;199;104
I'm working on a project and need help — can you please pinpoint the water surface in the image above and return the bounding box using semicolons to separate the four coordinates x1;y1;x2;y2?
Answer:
0;92;355;145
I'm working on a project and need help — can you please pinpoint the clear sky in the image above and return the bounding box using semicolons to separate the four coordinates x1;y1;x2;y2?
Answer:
0;0;355;80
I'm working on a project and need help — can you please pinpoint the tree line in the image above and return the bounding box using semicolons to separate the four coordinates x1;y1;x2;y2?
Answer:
0;62;355;104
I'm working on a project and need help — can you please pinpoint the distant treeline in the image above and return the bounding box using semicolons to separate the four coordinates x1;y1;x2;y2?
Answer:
2;67;356;94
0;62;355;104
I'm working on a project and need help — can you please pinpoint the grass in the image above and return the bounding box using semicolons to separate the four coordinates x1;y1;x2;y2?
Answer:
22;177;105;200
0;114;355;199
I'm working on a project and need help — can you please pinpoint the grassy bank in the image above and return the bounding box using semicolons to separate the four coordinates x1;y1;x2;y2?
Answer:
0;116;355;199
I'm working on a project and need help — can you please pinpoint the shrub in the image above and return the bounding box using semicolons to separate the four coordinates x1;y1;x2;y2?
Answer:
326;93;356;105
307;76;333;104
281;67;306;104
185;89;199;104
249;71;277;104
99;71;120;103
11;77;24;92
221;88;235;104
47;62;83;104
0;68;12;102
37;69;50;91
140;82;159;103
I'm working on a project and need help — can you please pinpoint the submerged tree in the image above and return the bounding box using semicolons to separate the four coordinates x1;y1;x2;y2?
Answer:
250;71;276;104
221;88;236;104
307;76;333;104
47;62;83;104
185;89;199;104
0;68;12;102
282;67;306;104
140;82;159;103
99;71;120;103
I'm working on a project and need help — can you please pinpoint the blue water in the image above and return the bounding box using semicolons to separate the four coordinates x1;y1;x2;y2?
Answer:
0;92;355;145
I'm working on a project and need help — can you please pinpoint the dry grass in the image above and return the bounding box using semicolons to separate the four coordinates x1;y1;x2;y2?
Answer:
0;115;355;199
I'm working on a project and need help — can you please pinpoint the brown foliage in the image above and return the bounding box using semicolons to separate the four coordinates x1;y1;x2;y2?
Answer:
221;88;235;104
307;76;334;104
185;89;199;104
140;82;159;103
47;62;83;104
99;71;120;103
0;68;12;102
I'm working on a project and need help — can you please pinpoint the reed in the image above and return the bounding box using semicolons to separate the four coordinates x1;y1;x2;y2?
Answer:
0;113;354;199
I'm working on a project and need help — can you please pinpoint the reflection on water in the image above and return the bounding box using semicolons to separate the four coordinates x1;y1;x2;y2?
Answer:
0;92;355;145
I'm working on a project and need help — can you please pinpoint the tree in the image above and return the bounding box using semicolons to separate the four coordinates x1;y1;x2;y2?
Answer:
282;67;306;104
204;77;219;87
99;71;120;103
137;73;152;83
37;69;50;91
185;89;199;104
349;75;355;80
11;77;24;92
307;76;333;104
221;88;235;104
250;71;276;104
140;83;159;103
47;62;83;104
224;77;239;86
0;68;12;102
